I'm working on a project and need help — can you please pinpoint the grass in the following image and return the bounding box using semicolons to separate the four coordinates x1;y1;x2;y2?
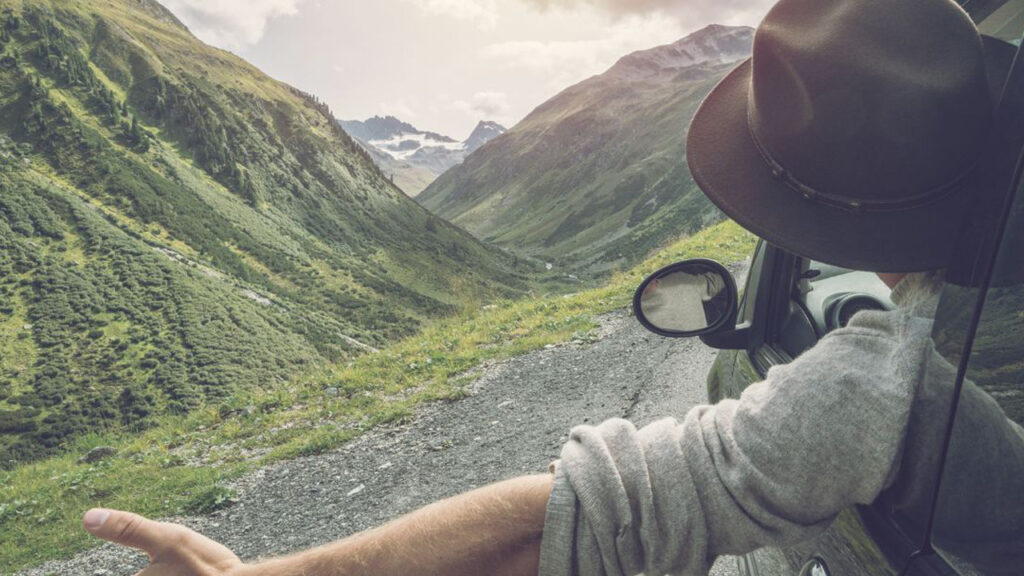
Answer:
0;220;754;573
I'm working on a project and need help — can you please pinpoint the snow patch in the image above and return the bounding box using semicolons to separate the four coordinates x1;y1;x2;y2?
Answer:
369;132;466;161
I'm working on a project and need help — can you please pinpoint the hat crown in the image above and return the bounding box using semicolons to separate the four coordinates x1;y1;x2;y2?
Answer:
748;0;992;205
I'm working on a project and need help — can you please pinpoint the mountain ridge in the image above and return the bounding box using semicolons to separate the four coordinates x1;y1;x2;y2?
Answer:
608;24;753;79
340;115;457;144
339;116;507;196
417;25;754;272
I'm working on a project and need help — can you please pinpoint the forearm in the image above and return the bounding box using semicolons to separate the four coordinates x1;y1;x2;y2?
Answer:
237;474;553;576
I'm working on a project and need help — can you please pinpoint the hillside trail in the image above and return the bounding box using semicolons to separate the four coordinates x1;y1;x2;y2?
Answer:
22;307;740;576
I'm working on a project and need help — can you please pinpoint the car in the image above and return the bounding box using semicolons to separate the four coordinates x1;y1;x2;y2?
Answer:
631;1;1024;575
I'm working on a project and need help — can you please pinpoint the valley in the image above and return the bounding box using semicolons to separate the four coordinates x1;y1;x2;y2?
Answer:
418;25;754;273
0;1;757;571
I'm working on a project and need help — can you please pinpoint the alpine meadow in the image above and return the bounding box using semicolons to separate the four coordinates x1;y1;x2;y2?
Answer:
0;0;540;466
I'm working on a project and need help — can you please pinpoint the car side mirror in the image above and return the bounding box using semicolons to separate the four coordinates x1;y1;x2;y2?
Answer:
633;259;739;338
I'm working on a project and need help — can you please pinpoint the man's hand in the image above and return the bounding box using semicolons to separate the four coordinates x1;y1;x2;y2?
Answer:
83;509;243;576
82;474;552;576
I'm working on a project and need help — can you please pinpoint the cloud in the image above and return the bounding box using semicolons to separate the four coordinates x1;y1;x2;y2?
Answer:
160;0;304;50
453;91;511;118
378;98;422;121
518;0;771;27
404;0;499;29
481;14;682;87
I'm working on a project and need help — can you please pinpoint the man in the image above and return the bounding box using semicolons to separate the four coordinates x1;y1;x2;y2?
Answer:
81;0;1014;574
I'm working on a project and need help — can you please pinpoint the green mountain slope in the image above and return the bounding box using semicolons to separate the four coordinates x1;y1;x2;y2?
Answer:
0;0;534;465
418;25;753;273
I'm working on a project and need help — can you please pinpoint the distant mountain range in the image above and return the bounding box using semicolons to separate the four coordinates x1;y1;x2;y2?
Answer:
418;25;754;272
339;116;507;196
0;0;532;464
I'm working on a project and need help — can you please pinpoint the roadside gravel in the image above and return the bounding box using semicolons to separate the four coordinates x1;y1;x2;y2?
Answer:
22;307;737;576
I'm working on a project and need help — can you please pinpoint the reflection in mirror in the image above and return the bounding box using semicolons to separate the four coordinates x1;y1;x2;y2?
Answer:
929;193;1024;574
639;265;730;333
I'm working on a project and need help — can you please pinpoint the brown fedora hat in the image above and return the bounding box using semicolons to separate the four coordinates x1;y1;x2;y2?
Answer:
687;0;998;272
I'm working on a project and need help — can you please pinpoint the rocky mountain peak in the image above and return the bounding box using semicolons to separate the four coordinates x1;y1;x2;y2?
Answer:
608;24;754;80
341;115;423;142
338;116;509;195
133;0;190;31
465;121;507;153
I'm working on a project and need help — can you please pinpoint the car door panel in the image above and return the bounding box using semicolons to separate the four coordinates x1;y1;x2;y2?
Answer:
784;509;902;576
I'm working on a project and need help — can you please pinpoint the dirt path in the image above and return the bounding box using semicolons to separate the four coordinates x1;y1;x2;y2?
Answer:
22;308;737;576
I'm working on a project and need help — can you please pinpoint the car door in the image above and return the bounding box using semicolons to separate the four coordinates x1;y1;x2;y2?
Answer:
901;39;1024;576
715;4;1024;574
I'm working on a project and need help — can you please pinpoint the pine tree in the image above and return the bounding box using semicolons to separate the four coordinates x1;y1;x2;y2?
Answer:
131;116;149;152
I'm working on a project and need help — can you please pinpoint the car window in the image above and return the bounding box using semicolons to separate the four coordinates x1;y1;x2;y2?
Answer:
756;247;804;367
803;261;893;333
737;239;766;325
975;0;1024;43
768;258;893;361
928;173;1024;575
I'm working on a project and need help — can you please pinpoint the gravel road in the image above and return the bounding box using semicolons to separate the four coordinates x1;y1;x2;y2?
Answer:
22;308;738;576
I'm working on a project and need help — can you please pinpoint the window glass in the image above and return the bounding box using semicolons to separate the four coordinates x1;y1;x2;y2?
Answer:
803;261;893;332
930;174;1024;574
975;0;1024;44
738;240;765;324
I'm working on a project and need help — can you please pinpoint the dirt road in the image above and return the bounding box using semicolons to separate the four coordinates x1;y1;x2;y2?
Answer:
22;308;737;576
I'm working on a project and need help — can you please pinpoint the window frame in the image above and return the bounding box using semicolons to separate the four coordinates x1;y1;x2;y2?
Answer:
740;242;801;375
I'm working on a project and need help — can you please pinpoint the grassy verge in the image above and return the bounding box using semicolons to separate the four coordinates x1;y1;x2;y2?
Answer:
0;221;754;573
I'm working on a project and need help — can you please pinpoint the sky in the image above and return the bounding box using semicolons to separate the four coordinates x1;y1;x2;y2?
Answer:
160;0;772;139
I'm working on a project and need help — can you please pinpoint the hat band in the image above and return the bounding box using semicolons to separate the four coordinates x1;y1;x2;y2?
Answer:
745;107;973;213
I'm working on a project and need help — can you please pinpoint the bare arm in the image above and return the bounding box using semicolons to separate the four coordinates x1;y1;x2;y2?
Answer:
83;474;552;576
241;474;552;576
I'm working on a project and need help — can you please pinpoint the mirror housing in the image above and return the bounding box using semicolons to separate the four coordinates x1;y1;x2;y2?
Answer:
633;258;739;339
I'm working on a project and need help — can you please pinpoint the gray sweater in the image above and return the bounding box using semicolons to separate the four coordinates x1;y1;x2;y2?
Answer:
537;272;950;576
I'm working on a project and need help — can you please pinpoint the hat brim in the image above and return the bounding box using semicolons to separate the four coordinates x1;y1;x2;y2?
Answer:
687;59;974;273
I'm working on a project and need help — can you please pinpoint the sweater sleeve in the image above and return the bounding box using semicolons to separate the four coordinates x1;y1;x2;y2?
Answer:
538;316;920;576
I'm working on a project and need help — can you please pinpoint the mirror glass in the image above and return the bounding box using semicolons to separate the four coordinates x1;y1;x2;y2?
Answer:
638;264;731;334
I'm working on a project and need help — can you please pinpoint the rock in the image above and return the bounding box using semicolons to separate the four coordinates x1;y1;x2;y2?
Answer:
79;446;116;464
325;387;340;397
